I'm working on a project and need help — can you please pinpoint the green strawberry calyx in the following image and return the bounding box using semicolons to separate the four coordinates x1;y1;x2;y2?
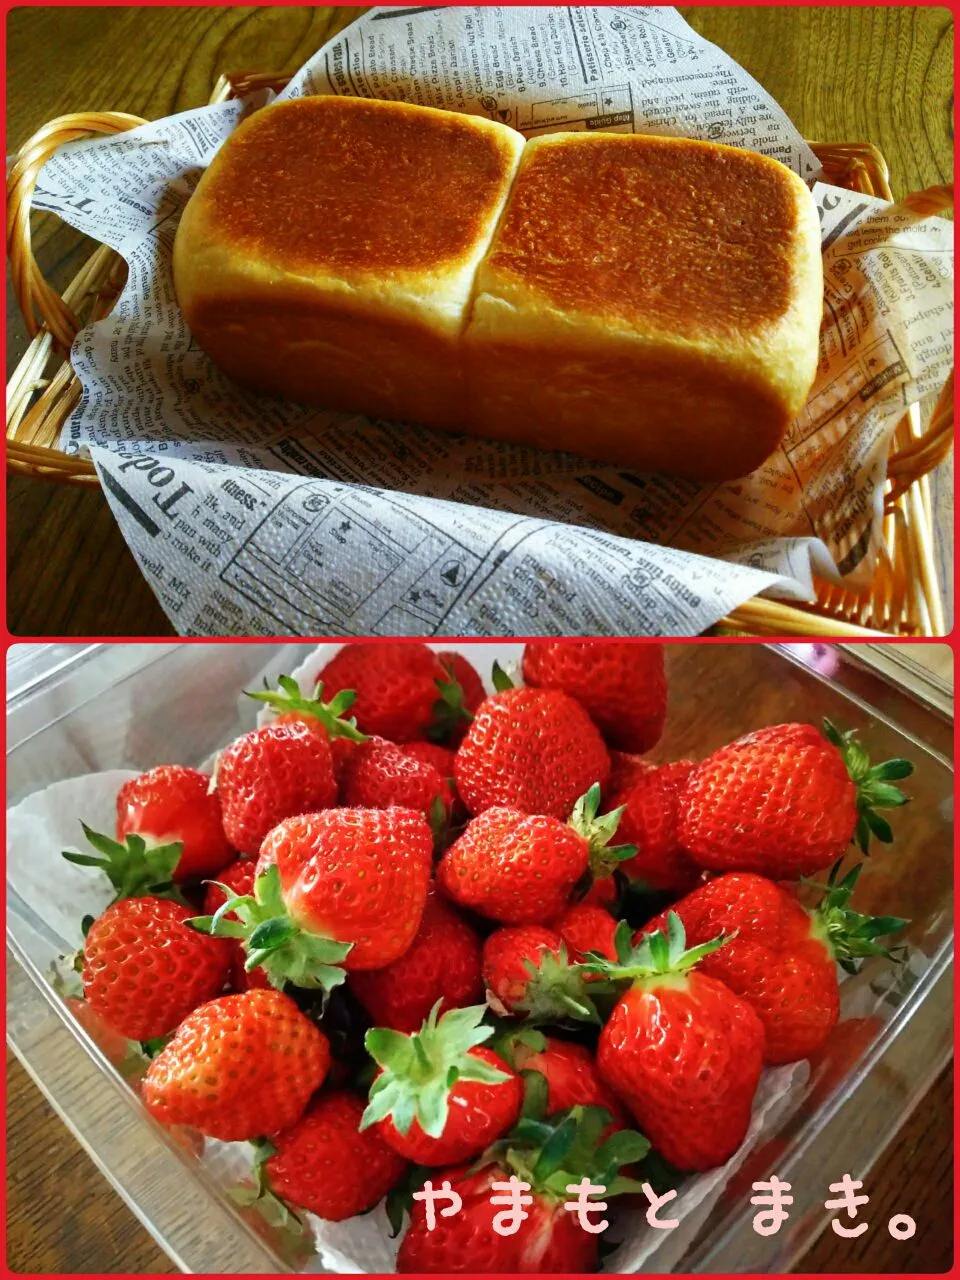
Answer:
245;675;367;742
386;1100;650;1234
429;658;475;744
579;913;730;987
568;784;637;879
229;1137;306;1233
492;942;607;1025
804;859;909;975
61;822;187;905
479;1101;650;1204
186;864;352;994
821;718;913;855
360;1002;511;1141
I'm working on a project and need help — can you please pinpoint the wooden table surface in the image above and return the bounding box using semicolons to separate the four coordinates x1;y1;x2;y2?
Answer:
5;640;954;1275
5;5;955;637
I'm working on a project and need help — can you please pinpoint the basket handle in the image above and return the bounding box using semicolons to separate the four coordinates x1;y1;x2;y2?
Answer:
6;111;147;354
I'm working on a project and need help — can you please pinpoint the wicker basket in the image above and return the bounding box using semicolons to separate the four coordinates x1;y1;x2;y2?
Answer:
7;72;954;638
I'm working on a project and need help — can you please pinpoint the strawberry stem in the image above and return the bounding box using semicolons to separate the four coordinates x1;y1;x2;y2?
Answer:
361;1002;509;1140
429;659;475;743
821;719;913;855
245;675;367;742
567;784;637;878
62;823;187;905
803;859;909;974
187;865;352;994
579;913;731;984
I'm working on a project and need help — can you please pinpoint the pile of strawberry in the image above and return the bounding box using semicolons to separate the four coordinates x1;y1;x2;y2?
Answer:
62;640;914;1274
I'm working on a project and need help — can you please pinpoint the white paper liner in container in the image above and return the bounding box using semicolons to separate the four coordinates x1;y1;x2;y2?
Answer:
26;7;952;637
7;639;822;1273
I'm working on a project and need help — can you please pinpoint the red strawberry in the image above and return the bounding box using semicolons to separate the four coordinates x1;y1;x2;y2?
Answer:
498;1030;628;1130
439;810;588;925
116;765;233;882
522;641;666;754
611;760;701;893
585;915;765;1171
481;925;597;1023
142;988;330;1140
454;684;610;819
82;897;232;1041
350;891;484;1033
264;1091;407;1221
554;903;618;966
579;874;619;911
340;736;451;820
608;750;655;795
438;784;631;925
198;808;433;989
401;741;460;813
395;1106;649;1274
638;866;906;1064
362;1004;522;1166
315;643;476;744
215;721;339;857
203;860;270;992
679;719;913;879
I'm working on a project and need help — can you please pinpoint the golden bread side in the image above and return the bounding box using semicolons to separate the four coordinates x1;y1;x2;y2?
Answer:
174;96;525;424
174;100;823;478
463;132;823;479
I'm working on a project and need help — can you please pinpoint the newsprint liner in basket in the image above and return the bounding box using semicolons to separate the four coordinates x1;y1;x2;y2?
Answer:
6;6;954;638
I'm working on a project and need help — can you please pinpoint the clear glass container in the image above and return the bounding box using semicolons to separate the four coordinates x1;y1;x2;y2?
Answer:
6;641;953;1273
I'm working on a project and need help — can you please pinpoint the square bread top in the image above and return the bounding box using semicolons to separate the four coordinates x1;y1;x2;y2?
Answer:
175;96;525;336
469;131;822;354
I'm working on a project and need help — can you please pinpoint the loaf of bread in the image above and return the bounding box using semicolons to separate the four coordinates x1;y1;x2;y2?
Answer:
174;96;525;427
174;96;822;480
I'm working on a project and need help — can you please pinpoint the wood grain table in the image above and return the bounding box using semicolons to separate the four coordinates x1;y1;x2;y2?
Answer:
5;641;953;1274
5;6;955;636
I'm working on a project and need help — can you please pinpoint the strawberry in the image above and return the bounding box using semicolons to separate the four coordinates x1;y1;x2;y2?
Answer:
638;865;906;1063
678;719;913;879
584;914;765;1171
315;643;477;744
522;640;667;754
401;741;460;814
481;926;598;1023
194;808;433;989
202;860;270;992
349;890;483;1033
608;750;655;795
395;1105;649;1274
496;1030;628;1131
263;1091;407;1221
611;760;701;893
115;765;234;882
553;903;618;966
142;988;330;1141
454;681;610;819
438;785;632;925
340;736;451;821
82;897;232;1041
215;721;339;857
361;1004;522;1166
